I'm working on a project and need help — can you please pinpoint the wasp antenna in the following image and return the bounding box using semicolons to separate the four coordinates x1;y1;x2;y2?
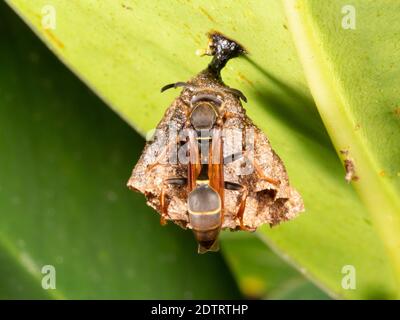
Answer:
206;31;247;76
160;83;176;92
161;82;195;93
223;87;247;103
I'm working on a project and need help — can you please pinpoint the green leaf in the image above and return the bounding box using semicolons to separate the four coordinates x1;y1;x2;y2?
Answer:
0;2;240;299
283;0;400;294
5;0;399;298
221;233;330;299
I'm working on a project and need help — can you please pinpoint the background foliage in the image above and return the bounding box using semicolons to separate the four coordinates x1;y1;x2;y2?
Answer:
2;0;399;299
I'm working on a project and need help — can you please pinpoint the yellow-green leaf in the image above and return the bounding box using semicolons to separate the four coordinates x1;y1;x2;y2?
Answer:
6;0;399;299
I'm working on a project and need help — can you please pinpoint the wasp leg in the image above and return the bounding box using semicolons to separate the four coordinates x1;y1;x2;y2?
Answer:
217;111;237;125
160;177;187;225
225;150;280;186
224;181;249;230
146;137;183;172
223;149;280;186
253;161;280;186
161;82;196;93
159;183;168;226
222;87;247;103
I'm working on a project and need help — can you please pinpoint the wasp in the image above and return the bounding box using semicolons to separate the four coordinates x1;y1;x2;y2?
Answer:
128;32;304;253
158;85;256;253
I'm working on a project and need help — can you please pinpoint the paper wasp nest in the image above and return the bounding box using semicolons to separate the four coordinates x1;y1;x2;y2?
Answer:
128;32;304;231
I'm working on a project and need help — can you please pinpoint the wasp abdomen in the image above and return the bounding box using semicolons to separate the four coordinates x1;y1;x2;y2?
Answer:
188;184;221;250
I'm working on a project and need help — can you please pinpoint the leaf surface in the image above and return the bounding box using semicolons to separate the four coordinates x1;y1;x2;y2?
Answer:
6;0;399;298
283;0;400;294
0;3;240;298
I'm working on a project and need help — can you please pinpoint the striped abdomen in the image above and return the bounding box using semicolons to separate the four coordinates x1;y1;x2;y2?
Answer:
188;184;221;252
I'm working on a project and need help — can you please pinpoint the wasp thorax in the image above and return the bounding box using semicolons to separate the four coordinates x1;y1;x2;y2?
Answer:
190;102;217;130
188;184;221;249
